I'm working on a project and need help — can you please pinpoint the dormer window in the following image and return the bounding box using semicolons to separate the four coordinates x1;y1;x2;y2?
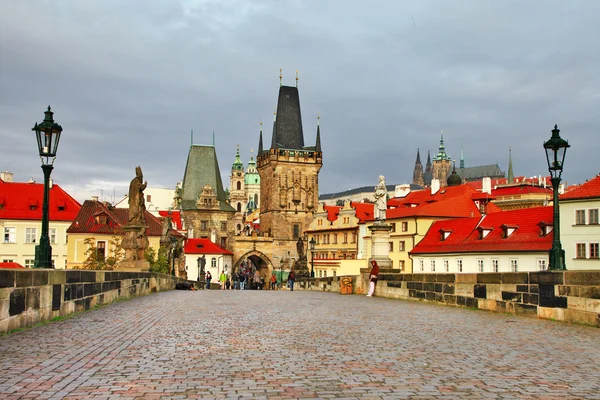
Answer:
95;215;108;225
28;199;38;210
439;229;452;241
477;226;493;239
500;224;518;238
537;221;553;237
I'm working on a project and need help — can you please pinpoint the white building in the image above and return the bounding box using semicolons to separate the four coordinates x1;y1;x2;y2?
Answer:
183;238;234;282
115;187;176;216
560;175;600;268
410;206;553;273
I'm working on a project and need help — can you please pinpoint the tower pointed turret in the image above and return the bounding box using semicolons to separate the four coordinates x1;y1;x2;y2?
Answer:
460;147;465;170
508;147;514;183
315;114;321;152
258;122;264;155
232;145;243;172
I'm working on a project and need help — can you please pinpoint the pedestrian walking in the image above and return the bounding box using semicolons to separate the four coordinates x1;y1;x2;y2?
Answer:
254;270;262;290
287;270;296;291
270;273;277;290
205;271;212;290
239;272;246;290
220;271;227;290
367;259;379;297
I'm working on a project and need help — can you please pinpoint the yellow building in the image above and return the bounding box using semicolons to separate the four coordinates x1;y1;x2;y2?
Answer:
66;200;163;269
0;175;81;268
305;201;371;278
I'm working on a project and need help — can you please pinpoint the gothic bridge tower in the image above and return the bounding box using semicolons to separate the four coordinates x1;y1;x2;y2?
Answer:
257;82;323;241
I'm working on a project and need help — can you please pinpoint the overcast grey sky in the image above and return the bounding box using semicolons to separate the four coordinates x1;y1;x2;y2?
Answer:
1;0;599;203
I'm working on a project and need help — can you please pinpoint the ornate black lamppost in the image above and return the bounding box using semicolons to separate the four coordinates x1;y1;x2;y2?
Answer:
197;255;206;286
309;237;316;278
544;124;570;270
33;106;63;269
170;237;177;275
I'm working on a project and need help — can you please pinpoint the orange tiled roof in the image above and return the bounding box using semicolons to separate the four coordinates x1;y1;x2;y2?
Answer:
323;205;341;222
351;202;374;223
0;179;81;222
67;200;163;236
560;175;600;201
411;206;553;255
158;210;183;230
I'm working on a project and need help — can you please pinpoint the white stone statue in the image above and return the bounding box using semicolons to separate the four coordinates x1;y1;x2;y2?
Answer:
374;175;387;221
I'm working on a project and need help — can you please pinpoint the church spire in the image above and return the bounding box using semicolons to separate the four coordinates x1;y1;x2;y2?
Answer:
460;147;465;170
425;150;432;172
413;148;424;187
232;144;243;171
270;107;277;149
508;147;514;183
315;114;321;152
258;122;264;155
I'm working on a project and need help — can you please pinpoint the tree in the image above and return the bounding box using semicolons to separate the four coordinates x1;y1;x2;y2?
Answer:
146;246;170;274
76;234;123;271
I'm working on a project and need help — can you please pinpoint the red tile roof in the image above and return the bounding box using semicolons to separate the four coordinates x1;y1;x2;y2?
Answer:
351;202;374;223
411;206;553;255
158;210;183;230
184;238;233;255
560;174;600;201
383;185;501;220
0;180;81;222
0;262;25;269
323;205;341;222
66;200;163;235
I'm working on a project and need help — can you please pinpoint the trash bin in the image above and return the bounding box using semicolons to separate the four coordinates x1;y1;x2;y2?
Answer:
340;277;353;295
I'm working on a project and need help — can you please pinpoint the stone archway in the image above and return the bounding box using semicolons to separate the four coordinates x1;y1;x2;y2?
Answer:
235;250;274;289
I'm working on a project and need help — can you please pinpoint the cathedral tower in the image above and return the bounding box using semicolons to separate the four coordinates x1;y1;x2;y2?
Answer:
412;148;424;187
432;133;452;187
257;84;322;240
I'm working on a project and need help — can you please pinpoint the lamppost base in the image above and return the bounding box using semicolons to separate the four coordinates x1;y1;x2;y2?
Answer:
34;243;53;268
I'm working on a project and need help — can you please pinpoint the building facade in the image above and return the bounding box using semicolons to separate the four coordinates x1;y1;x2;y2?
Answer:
0;175;81;269
560;175;600;269
410;206;553;273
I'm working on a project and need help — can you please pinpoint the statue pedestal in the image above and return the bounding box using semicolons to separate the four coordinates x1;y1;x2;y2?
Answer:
117;260;150;271
368;221;393;268
118;224;150;271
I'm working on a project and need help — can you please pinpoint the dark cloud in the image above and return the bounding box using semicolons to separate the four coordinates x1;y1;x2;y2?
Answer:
1;0;599;202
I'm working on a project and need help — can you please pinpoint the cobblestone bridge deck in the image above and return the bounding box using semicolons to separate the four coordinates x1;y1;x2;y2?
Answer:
1;290;599;399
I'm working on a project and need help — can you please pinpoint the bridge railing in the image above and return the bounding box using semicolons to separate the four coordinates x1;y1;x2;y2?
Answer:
0;269;183;334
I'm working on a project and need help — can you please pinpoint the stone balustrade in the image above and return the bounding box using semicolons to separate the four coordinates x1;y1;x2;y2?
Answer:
0;269;182;334
297;270;600;327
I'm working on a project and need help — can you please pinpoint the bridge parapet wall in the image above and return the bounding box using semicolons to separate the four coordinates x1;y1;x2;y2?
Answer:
0;270;181;334
297;270;600;327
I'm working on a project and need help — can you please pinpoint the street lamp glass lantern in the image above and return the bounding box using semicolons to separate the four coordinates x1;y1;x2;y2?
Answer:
309;237;316;250
33;106;63;166
544;125;570;179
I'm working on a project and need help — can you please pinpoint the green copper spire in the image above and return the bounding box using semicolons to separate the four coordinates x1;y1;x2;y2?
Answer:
232;145;243;171
460;147;465;169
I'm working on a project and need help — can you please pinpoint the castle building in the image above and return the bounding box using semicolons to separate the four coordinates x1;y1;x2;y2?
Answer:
228;146;247;235
412;149;424;188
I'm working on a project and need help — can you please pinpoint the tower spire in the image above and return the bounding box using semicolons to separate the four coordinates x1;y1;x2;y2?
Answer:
296;70;299;88
460;147;465;169
315;114;321;152
271;107;277;149
279;68;282;86
258;122;264;155
508;147;514;183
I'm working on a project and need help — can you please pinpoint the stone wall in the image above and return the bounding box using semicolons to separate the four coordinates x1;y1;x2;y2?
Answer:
0;269;181;334
296;270;600;327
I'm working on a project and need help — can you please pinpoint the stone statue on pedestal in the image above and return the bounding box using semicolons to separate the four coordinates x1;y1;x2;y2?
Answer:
374;175;387;222
118;166;151;271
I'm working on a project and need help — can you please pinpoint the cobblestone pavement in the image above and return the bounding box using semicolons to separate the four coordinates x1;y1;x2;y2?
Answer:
1;290;599;399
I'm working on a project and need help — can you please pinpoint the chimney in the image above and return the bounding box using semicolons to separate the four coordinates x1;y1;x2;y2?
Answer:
0;170;13;182
482;177;492;194
92;196;99;201
28;177;36;183
431;179;440;195
394;184;411;198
